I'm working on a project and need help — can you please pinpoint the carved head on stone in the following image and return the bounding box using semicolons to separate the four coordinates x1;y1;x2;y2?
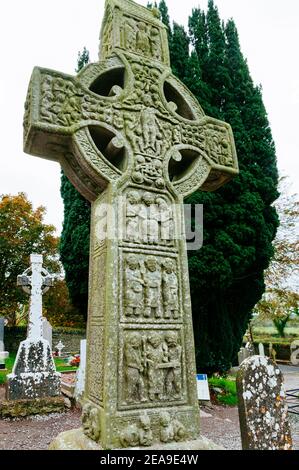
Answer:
139;411;151;430
127;332;142;349
145;256;158;272
148;332;162;348
127;190;140;204
165;331;179;347
126;254;139;270
143;192;155;206
163;258;175;274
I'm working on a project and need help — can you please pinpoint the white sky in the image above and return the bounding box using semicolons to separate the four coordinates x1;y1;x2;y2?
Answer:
0;0;298;234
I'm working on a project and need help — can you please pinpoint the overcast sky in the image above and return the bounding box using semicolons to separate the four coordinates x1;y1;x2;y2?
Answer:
0;0;298;234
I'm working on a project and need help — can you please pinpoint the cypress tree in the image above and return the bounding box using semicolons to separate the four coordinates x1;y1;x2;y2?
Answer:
186;2;279;371
59;50;91;320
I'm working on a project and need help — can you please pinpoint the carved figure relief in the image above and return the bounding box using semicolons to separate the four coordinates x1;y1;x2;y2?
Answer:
122;330;184;405
82;403;101;442
123;253;180;321
120;412;153;447
121;17;163;63
144;257;162;319
206;124;233;167
124;190;174;246
124;332;146;403
162;259;179;319
159;411;186;443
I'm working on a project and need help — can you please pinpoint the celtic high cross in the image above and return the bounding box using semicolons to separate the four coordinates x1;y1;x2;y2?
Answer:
24;0;238;449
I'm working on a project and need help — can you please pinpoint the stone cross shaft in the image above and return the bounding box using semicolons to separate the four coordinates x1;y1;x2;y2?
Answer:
17;254;53;340
24;0;238;449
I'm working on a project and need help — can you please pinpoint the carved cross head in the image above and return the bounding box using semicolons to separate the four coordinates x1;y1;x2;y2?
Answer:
23;0;238;201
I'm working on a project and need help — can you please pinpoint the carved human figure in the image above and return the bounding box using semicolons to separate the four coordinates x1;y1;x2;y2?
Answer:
82;403;101;442
136;22;151;55
124;333;146;403
146;333;167;401
124;19;136;50
143;256;162;318
150;27;162;60
126;191;141;242
159;411;186;443
140;106;158;150
164;331;182;398
120;412;153;447
138;412;153;446
140;193;159;244
162;259;179;319
156;197;174;243
124;255;144;317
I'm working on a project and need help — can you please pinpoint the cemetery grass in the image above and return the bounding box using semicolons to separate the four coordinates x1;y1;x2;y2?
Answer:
208;377;238;406
0;353;78;384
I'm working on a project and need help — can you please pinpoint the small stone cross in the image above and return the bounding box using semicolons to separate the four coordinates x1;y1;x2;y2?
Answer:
17;254;53;340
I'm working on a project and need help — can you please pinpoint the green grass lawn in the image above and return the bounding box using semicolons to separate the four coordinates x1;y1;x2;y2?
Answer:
0;353;78;385
208;376;238;406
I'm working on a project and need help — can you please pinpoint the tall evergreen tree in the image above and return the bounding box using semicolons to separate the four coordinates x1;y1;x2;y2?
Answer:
186;2;279;371
59;50;91;320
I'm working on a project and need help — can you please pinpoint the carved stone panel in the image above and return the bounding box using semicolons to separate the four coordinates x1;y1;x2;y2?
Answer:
86;322;105;406
121;251;181;323
119;327;186;409
123;188;175;247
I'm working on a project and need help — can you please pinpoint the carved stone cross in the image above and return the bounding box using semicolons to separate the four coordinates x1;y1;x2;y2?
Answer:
24;0;238;449
17;254;53;340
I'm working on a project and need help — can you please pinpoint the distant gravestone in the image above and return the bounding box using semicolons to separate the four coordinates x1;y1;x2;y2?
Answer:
238;347;251;365
43;318;53;349
6;254;60;400
237;355;292;450
258;342;265;357
75;339;87;402
55;340;65;357
0;318;9;370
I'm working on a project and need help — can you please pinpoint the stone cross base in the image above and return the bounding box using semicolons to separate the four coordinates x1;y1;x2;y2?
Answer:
49;428;222;450
0;396;66;418
6;339;61;400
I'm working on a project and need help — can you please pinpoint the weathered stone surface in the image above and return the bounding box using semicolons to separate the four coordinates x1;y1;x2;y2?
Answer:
6;339;61;400
49;427;223;450
0;396;66;418
236;355;293;450
25;0;238;450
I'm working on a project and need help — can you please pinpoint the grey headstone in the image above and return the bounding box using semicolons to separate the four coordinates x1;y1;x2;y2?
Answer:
236;355;292;450
258;342;265;357
74;339;87;401
43;318;53;349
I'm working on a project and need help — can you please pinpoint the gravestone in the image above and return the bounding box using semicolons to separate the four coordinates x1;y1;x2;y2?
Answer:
24;0;238;449
43;317;53;349
258;342;265;357
238;347;251;365
55;340;65;357
6;254;60;400
75;339;87;402
0;318;9;370
236;355;292;450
